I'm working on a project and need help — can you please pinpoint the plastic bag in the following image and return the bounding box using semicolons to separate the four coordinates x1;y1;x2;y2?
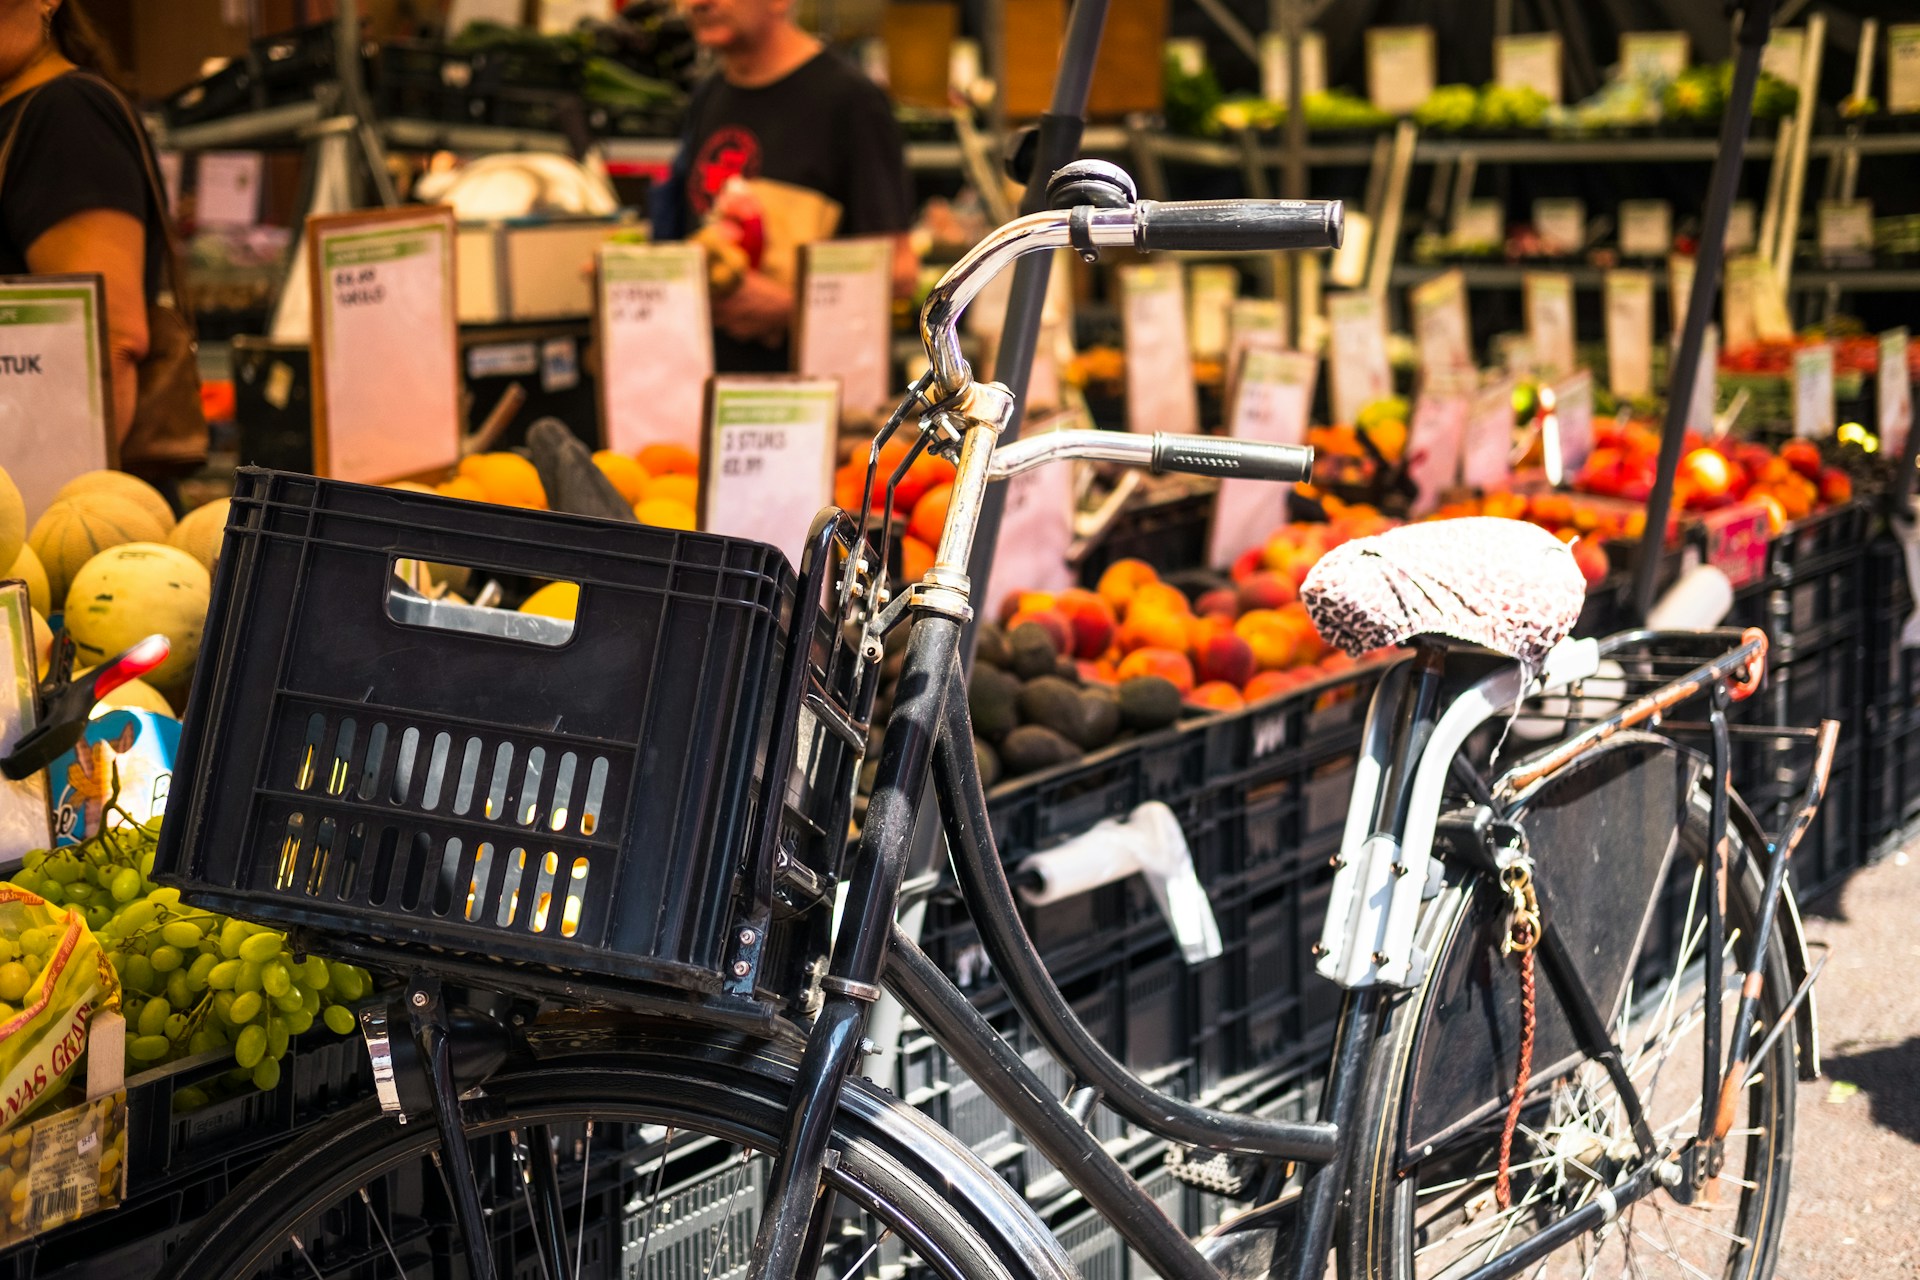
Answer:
0;886;120;1132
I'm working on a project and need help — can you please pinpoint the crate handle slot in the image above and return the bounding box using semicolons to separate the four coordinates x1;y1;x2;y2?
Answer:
549;752;578;832
466;842;496;921
485;742;514;820
581;757;609;836
384;562;578;649
452;737;483;815
530;851;559;931
497;847;528;926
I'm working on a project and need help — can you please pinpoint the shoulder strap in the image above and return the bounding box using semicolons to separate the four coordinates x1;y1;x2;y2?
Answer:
69;72;193;323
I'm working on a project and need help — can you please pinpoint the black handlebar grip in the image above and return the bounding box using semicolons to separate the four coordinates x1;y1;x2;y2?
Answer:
1133;199;1344;253
1150;435;1315;483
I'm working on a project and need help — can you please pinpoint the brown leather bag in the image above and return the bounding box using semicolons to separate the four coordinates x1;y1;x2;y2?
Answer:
0;73;207;475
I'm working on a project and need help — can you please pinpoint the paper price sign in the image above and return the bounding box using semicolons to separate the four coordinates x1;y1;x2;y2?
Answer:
1888;25;1920;114
1326;291;1392;427
1604;270;1654;400
1366;26;1436;116
1224;298;1287;408
1619;200;1672;258
1523;272;1576;380
597;243;711;456
308;208;460;484
1668;254;1696;333
0;276;112;516
1410;269;1473;375
997;412;1078;598
1817;200;1874;264
1462;377;1518;491
1533;199;1585;256
1407;386;1469;515
1496;33;1562;103
1551;370;1596;478
1453;200;1505;250
1683;325;1719;435
1210;349;1317;567
1702;502;1773;589
796;237;893;418
1725;201;1757;253
1793;344;1835;439
1187;264;1239;361
1620;32;1689;81
1259;31;1327;103
1724;255;1793;350
1762;30;1806;86
698;377;839;567
1121;265;1199;436
1879;327;1913;459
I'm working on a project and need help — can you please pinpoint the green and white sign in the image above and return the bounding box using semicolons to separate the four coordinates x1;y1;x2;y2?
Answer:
797;237;894;417
701;377;840;566
598;242;711;455
0;276;111;516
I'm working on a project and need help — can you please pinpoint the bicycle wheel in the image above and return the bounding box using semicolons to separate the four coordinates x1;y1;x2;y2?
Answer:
1349;777;1798;1280
160;1017;1077;1280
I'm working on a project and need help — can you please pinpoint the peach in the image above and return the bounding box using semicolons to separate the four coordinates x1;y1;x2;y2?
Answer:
1116;646;1195;693
1318;650;1356;673
1055;588;1119;659
1243;668;1312;703
1188;681;1246;711
1008;608;1073;655
1117;609;1192;654
1195;630;1257;688
1230;547;1265;584
1078;659;1120;685
1236;571;1298;613
1570;537;1610;588
1128;582;1192;618
1196;587;1239;618
1234;610;1300;672
1097;558;1159;611
1000;590;1057;624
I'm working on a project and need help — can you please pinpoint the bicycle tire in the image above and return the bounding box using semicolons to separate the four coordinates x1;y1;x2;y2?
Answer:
1348;783;1798;1280
159;1017;1078;1280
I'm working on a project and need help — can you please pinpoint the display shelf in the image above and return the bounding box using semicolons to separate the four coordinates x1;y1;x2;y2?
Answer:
1390;262;1918;293
160;105;584;155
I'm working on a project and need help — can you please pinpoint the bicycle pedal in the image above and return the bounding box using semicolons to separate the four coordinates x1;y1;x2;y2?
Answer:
1164;1145;1258;1198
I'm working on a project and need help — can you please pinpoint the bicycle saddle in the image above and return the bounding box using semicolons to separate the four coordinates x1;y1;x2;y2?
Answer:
1300;517;1586;669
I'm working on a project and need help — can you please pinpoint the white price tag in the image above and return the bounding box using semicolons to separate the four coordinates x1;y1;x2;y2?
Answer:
1325;290;1393;426
0;276;113;515
1879;328;1913;459
1550;369;1595;477
196;151;263;228
1681;324;1719;435
1793;343;1835;439
1892;25;1920;114
1723;254;1793;349
1453;200;1505;249
699;377;839;566
1187;264;1239;361
1210;349;1317;567
1366;26;1436;115
1409;269;1473;375
997;411;1079;598
1533;199;1586;256
597;243;711;455
1328;210;1373;289
796;238;894;417
309;209;461;483
1620;32;1689;81
1668;253;1696;333
1258;31;1327;103
1604;269;1654;400
1121;265;1200;435
1462;377;1518;491
1224;298;1287;407
1762;29;1806;87
1407;382;1470;515
1523;271;1576;380
1817;200;1875;263
1725;201;1757;253
1496;33;1562;104
1619;200;1673;257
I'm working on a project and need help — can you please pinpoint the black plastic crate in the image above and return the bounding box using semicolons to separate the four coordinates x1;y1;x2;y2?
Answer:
1074;487;1216;588
1861;711;1920;849
1730;635;1860;743
1725;553;1863;660
157;471;840;999
163;59;260;129
372;43;488;125
252;23;361;105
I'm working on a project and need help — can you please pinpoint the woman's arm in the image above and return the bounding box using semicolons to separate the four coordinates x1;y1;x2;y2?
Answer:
26;209;149;444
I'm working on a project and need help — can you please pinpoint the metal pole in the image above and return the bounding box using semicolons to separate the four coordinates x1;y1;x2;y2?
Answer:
1282;0;1308;348
1631;0;1778;622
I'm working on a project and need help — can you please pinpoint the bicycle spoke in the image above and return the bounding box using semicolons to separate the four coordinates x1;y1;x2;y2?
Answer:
703;1150;756;1280
357;1186;410;1278
573;1120;594;1280
288;1233;328;1280
836;1227;894;1280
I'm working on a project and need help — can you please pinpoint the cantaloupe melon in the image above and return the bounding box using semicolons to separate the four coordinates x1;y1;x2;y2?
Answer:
55;470;176;534
76;667;177;719
64;542;210;690
0;464;23;572
30;495;170;603
6;543;49;615
167;498;230;573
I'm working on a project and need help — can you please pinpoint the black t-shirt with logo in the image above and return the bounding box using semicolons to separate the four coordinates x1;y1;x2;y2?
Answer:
674;51;911;372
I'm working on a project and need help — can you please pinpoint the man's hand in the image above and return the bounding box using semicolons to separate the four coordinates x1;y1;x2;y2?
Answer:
713;269;794;345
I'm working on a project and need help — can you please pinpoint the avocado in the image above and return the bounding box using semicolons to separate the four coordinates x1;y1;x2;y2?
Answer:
976;624;1011;670
1008;622;1061;680
1000;725;1082;776
968;664;1021;742
975;736;1002;787
1018;675;1084;740
1076;688;1122;750
1117;675;1182;731
1055;655;1084;683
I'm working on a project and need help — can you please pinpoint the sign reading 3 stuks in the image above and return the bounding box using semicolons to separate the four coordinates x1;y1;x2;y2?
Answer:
698;376;839;567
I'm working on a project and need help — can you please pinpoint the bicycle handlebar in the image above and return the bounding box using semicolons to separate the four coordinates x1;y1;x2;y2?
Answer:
1130;198;1344;254
987;429;1315;485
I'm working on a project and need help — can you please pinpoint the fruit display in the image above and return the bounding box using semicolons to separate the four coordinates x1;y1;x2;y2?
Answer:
432;443;703;532
1414;83;1551;133
833;436;959;585
1208;89;1393;134
7;816;373;1099
1426;491;1629;588
1662;64;1798;125
1574;420;1852;528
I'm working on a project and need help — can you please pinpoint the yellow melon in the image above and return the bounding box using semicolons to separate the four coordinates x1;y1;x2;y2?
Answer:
55;470;176;534
30;496;171;603
519;581;579;620
28;607;51;675
0;465;22;571
64;542;210;690
167;498;231;574
76;666;178;719
6;543;49;615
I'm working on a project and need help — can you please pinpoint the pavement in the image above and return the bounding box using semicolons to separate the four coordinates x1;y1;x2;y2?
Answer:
1775;845;1920;1279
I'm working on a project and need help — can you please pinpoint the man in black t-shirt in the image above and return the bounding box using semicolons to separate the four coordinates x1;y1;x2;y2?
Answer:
661;0;915;372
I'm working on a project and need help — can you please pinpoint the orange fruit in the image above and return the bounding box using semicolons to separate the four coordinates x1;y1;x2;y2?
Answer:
909;484;952;545
641;473;699;508
592;451;651;504
634;499;697;530
638;443;699;477
901;535;935;582
435;476;488;502
457;453;547;508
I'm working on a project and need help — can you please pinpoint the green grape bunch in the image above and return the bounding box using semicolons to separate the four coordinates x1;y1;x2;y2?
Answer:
8;817;373;1097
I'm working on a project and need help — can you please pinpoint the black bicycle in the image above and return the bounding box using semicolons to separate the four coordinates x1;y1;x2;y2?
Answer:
152;166;1834;1280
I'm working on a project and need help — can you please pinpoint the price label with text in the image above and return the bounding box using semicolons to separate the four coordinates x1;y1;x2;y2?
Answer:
597;243;711;455
1604;269;1654;400
699;377;839;566
1187;264;1239;361
1407;380;1471;514
1453;199;1505;249
1366;26;1436;115
1619;200;1673;257
1880;327;1912;459
197;151;263;227
1410;269;1473;375
1793;343;1835;439
1817;200;1875;265
1723;254;1793;350
1210;348;1317;566
1551;370;1596;477
796;238;894;417
1620;31;1689;81
1683;325;1720;435
1326;290;1393;426
309;208;460;483
1702;502;1773;588
997;411;1079;599
1762;29;1806;86
1533;198;1586;256
1462;376;1518;491
1122;265;1200;435
1668;253;1696;333
1725;201;1757;253
1524;271;1576;379
1496;33;1562;103
1888;24;1920;114
0;276;112;515
1259;31;1327;102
